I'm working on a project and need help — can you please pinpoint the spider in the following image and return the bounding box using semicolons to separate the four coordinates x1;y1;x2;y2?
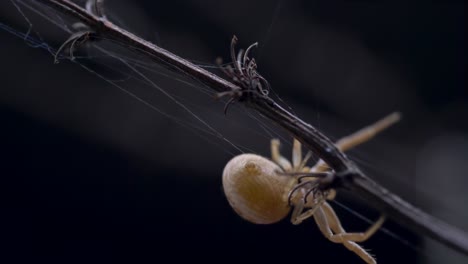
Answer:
216;36;270;113
54;0;103;64
222;112;400;264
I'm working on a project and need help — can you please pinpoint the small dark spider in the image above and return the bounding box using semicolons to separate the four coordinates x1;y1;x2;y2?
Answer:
54;0;104;63
54;25;96;64
216;36;271;113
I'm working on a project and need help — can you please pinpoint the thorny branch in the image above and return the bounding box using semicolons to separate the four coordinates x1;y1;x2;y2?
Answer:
34;0;468;255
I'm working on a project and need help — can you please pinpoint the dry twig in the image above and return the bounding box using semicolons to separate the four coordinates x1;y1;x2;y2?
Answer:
34;0;468;255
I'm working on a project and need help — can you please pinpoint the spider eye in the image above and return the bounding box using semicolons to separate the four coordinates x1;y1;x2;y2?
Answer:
222;154;293;224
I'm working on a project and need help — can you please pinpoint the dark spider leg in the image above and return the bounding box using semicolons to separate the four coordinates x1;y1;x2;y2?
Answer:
246;58;256;79
243;42;258;65
276;171;331;179
304;186;327;204
223;97;236;115
230;36;244;75
255;74;271;95
236;49;245;73
54;30;95;63
287;179;320;206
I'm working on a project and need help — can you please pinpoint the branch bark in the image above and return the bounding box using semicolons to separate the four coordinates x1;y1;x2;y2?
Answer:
35;0;468;255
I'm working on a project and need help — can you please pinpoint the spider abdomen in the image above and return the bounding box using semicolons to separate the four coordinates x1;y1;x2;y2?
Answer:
222;154;294;224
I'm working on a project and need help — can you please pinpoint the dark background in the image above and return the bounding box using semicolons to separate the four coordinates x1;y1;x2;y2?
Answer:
0;1;466;263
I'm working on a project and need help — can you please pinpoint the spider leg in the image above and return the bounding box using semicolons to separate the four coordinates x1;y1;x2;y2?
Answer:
290;192;305;225
236;49;245;76
222;97;236;115
290;192;323;225
255;74;271;95
323;209;375;264
342;241;376;264
335;112;400;152
313;205;378;264
311;112;401;172
271;139;292;171
276;172;330;179
299;151;313;171
292;138;302;170
218;63;235;79
54;30;94;64
287;179;316;204
243;42;258;65
246;58;256;77
230;36;243;74
293;201;324;225
322;202;385;243
289;179;328;225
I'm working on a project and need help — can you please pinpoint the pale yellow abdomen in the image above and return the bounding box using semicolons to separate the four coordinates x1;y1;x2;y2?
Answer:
222;154;293;224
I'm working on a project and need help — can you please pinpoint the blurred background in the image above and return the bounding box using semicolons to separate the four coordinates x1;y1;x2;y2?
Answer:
0;1;466;263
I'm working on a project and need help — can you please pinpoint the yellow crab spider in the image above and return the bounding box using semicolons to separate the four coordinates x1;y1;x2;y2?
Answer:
222;112;400;264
